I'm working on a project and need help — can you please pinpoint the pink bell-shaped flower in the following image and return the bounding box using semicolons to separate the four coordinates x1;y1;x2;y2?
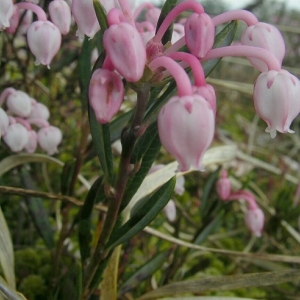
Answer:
184;13;215;59
158;94;215;172
27;20;61;67
37;126;62;155
49;0;71;35
104;22;146;82
6;90;32;118
241;22;285;72
71;0;100;39
245;207;265;237
0;0;14;31
5;5;20;34
89;69;124;124
0;108;9;137
253;69;300;138
216;170;231;200
3;123;29;152
24;129;38;153
28;102;50;120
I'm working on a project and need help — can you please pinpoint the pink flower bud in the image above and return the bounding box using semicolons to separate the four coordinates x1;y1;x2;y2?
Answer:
0;108;9;137
89;69;124;124
0;0;14;31
192;84;217;116
184;13;215;59
27;20;61;67
158;95;215;172
49;0;71;35
3;123;29;152
37;126;62;155
245;207;265;237
5;5;20;34
104;22;146;82
24;129;38;153
28;102;50;120
241;22;285;72
71;0;100;39
6;90;32;118
253;69;300;138
164;200;176;222
216;170;231;200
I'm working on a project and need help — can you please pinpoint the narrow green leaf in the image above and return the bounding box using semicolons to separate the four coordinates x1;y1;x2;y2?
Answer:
21;170;54;248
78;36;92;111
156;0;178;44
137;270;300;300
0;277;26;300
106;177;176;250
0;208;15;288
88;106;114;182
78;177;103;264
60;159;76;195
93;0;109;33
119;250;172;295
54;263;82;300
121;122;161;210
200;168;221;220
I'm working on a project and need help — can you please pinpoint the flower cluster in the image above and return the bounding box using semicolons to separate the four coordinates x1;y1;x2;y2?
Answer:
0;88;62;155
85;0;300;172
216;170;265;237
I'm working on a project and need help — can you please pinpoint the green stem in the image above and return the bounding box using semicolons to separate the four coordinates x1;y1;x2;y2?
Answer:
81;83;151;298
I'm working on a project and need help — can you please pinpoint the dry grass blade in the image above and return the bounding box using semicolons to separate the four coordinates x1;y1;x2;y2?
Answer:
137;270;300;300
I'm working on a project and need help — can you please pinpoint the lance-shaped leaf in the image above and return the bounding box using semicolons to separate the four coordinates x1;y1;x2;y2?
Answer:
119;249;172;296
105;177;176;250
0;277;26;300
93;0;108;34
78;177;103;264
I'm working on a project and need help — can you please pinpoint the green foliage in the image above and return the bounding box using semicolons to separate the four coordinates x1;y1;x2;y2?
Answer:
18;275;47;300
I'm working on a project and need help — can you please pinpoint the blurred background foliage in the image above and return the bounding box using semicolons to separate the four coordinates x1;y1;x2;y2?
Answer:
1;0;300;299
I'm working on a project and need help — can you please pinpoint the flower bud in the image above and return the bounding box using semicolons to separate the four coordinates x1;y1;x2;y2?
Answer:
89;69;124;124
241;22;285;72
27;20;61;67
3;123;29;152
0;0;14;31
104;22;146;82
216;170;231;200
6;90;32;118
49;0;71;35
158;94;215;172
253;69;300;138
37;126;62;155
0;108;9;137
184;13;215;58
245;207;265;237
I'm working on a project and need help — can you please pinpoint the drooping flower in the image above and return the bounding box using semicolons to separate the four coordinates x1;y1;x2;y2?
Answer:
28;102;50;120
24;129;38;153
3;123;29;152
216;170;231;200
0;0;14;31
245;207;265;237
164;200;177;222
37;126;62;155
5;5;20;34
103;22;146;82
253;69;300;138
27;20;61;67
0;108;9;137
49;0;71;35
89;69;124;123
6;89;32;118
158;94;215;172
241;22;285;72
184;13;215;58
